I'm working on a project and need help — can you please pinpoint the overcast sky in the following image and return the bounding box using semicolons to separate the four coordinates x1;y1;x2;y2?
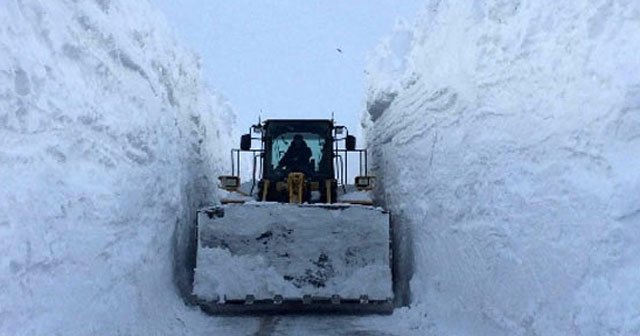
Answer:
153;0;422;136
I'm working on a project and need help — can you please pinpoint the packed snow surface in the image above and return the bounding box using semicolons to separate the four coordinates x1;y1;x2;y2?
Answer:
217;187;255;203
194;203;392;301
365;0;640;335
338;190;374;203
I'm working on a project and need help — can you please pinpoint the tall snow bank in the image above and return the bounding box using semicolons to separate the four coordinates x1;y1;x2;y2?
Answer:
365;1;640;335
0;1;250;335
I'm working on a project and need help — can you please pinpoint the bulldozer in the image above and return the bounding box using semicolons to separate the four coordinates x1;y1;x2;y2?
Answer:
192;119;394;314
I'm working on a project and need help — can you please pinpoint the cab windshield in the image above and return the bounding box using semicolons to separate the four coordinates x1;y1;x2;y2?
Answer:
271;132;325;172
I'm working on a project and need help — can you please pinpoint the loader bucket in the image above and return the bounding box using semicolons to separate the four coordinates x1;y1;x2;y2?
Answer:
192;202;393;315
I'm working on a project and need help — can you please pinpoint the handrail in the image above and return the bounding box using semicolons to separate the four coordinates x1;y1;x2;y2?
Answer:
231;148;264;177
333;148;368;185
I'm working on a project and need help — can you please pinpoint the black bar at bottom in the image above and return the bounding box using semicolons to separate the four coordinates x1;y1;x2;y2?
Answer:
196;298;394;316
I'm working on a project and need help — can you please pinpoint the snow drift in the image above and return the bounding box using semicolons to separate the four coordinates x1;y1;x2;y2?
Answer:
365;1;640;335
0;1;250;335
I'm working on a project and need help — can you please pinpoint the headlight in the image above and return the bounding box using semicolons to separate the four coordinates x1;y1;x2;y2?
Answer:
218;175;240;190
355;176;375;190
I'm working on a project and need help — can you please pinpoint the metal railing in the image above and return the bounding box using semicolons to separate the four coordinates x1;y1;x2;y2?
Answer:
333;148;368;187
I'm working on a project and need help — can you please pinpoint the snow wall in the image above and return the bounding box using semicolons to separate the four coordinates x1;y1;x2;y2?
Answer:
365;1;640;335
0;1;244;335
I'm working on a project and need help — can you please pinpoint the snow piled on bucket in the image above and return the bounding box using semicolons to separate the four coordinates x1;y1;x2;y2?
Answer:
193;247;302;301
365;1;640;335
0;1;254;335
193;203;392;302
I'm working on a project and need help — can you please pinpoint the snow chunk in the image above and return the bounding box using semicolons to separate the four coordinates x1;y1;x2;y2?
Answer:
193;248;302;301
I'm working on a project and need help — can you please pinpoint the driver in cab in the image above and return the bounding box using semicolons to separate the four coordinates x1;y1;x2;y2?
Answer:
278;134;312;175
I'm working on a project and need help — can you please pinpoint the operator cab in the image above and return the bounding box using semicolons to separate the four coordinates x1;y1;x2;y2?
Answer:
265;120;333;182
224;118;373;204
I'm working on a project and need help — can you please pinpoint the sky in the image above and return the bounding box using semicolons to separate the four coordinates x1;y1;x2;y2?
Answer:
153;0;422;137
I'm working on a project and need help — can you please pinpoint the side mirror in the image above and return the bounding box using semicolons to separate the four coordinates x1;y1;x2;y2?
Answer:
240;134;251;150
345;135;356;151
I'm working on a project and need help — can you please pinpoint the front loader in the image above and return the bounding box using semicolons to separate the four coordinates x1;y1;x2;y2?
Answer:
192;119;394;314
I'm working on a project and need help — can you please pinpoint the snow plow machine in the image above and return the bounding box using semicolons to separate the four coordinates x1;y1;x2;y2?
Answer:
192;119;394;315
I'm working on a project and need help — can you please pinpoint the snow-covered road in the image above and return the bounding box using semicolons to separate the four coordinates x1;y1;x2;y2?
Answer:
248;316;412;336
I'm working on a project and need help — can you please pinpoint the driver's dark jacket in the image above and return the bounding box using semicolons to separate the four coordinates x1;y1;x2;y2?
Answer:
279;143;312;173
